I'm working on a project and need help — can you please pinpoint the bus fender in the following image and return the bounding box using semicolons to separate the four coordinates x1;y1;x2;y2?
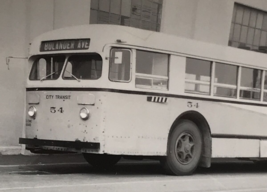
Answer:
169;110;211;168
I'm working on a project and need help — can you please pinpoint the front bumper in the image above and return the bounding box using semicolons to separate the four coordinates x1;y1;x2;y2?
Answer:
19;138;100;153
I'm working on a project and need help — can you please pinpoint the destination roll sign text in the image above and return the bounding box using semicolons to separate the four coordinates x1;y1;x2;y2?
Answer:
40;39;90;52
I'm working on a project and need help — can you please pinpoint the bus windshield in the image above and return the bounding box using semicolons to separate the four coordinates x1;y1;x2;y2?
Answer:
63;54;102;80
29;55;65;80
29;54;102;81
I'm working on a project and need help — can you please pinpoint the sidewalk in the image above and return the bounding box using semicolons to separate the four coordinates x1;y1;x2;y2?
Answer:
0;153;86;166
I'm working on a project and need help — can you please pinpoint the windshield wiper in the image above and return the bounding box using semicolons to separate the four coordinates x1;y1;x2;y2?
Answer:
40;72;56;81
65;70;80;82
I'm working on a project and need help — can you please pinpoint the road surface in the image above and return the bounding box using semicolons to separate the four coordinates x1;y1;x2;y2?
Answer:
1;156;267;192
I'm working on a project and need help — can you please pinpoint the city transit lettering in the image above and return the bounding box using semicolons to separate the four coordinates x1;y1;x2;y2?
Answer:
40;39;90;52
46;95;71;100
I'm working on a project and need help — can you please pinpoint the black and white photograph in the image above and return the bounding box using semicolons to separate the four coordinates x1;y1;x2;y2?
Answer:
1;0;267;191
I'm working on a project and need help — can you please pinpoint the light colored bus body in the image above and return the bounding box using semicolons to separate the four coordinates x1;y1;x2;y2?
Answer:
23;25;267;170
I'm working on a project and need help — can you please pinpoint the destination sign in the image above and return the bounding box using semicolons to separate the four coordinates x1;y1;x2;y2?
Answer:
40;39;90;52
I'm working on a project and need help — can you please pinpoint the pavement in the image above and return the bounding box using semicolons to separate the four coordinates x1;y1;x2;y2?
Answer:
1;154;267;192
0;152;249;167
0;152;251;168
0;153;86;167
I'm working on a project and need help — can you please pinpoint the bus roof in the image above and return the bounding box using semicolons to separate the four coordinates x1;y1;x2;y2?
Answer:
30;24;267;69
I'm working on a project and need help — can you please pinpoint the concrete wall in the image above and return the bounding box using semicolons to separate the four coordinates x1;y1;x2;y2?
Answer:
0;0;91;154
28;0;54;42
161;0;198;39
1;0;267;154
0;0;28;154
54;0;90;29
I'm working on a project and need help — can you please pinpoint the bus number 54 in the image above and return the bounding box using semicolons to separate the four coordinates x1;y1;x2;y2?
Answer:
187;101;199;108
50;107;64;113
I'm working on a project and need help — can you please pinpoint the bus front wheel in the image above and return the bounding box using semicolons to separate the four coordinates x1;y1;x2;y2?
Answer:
83;154;121;169
162;120;202;175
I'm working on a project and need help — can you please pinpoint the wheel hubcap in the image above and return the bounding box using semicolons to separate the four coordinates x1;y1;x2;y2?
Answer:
175;132;195;165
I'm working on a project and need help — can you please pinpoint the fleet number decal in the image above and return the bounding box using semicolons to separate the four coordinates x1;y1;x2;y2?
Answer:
50;107;64;113
187;101;199;108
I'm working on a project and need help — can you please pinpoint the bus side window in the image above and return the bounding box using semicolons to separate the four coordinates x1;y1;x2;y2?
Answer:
214;63;238;98
264;71;267;102
240;67;262;101
109;49;131;82
135;50;169;90
185;58;211;95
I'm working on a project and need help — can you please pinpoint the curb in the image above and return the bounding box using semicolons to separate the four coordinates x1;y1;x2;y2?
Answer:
0;146;21;155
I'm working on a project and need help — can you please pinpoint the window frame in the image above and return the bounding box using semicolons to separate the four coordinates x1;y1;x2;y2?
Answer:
184;57;212;95
239;67;262;101
108;48;132;83
135;49;169;91
213;62;238;98
229;3;267;53
90;0;163;32
183;55;267;103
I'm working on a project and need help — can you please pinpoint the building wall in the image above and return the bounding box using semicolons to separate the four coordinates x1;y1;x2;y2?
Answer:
0;0;28;154
161;0;198;39
0;0;91;154
28;0;54;42
1;0;267;154
54;0;90;29
162;0;267;45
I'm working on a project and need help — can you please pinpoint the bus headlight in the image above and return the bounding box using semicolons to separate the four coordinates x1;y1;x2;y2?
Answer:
80;107;89;120
28;106;37;118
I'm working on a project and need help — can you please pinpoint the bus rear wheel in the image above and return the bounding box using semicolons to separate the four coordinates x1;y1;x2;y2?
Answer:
83;154;121;169
162;120;202;175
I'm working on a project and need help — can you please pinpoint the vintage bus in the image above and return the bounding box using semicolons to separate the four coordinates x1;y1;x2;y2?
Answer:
19;24;267;175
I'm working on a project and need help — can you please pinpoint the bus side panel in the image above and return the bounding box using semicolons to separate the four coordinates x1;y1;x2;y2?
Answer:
207;102;267;158
212;138;259;157
260;140;267;157
167;97;267;158
102;91;267;157
103;92;170;155
206;102;267;137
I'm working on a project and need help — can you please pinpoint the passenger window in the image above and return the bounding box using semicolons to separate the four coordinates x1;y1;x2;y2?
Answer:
109;49;131;82
240;67;262;101
185;58;211;95
135;50;169;90
214;63;238;98
264;71;267;102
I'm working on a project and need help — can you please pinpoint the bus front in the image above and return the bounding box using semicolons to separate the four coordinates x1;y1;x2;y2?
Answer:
19;37;108;157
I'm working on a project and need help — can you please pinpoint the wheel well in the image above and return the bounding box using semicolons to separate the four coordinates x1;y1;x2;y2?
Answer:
169;111;211;168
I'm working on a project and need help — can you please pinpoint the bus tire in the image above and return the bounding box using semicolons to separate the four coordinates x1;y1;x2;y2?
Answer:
83;154;121;169
162;119;202;175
